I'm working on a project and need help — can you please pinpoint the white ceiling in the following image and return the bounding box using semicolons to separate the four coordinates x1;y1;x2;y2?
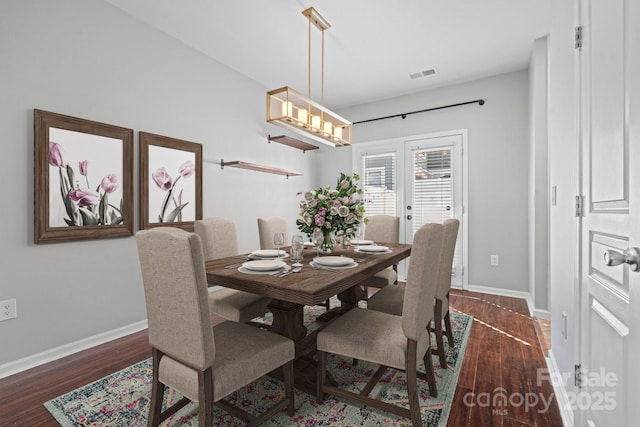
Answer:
104;0;551;109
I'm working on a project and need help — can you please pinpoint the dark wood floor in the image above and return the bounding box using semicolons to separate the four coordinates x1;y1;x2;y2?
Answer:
0;290;563;426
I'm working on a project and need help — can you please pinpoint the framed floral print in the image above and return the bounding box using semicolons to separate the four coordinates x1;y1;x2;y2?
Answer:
34;109;134;243
139;132;202;231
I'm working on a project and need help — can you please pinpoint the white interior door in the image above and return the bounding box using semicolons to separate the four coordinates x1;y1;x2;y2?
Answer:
404;134;463;288
577;0;640;425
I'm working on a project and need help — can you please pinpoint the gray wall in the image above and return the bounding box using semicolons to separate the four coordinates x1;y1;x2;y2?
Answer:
324;71;531;292
0;0;316;366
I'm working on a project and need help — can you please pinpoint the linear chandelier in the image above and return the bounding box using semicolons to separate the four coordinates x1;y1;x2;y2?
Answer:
266;7;352;147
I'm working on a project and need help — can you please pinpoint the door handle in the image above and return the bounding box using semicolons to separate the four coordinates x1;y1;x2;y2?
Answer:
406;215;412;220
604;248;640;272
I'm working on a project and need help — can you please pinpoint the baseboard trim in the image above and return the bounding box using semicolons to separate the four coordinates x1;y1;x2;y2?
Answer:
546;350;573;427
467;284;535;316
533;308;551;320
0;319;148;379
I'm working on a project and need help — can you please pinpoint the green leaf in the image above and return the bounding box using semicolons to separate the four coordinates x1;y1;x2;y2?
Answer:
66;165;76;189
63;193;77;224
165;202;189;223
64;218;75;226
99;192;109;224
78;207;98;225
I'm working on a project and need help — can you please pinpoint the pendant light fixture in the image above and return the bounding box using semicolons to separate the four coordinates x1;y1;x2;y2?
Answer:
266;7;352;147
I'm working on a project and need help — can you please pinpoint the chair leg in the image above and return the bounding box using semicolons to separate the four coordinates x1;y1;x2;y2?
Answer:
406;340;422;427
422;341;438;398
283;361;295;416
444;310;455;347
317;351;327;403
148;349;164;427
198;368;214;427
433;299;447;368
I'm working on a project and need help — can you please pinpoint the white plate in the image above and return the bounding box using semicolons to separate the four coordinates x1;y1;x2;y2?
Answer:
250;249;287;258
242;260;286;271
349;239;373;245
357;245;390;253
303;242;315;248
309;261;358;270
313;256;354;267
238;265;290;275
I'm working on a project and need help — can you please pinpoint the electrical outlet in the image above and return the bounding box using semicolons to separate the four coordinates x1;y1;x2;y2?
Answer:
0;299;17;321
490;255;499;266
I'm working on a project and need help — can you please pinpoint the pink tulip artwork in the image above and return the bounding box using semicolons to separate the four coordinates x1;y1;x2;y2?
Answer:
48;127;124;227
139;132;201;230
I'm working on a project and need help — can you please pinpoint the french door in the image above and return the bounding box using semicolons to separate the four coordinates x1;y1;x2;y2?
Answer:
404;134;463;288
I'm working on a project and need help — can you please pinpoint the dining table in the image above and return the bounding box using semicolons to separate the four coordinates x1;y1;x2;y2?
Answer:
205;242;412;392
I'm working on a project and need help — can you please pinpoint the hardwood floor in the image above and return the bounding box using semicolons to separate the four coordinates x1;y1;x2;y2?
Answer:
0;290;563;426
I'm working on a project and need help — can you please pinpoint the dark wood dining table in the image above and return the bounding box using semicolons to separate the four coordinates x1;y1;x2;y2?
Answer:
204;242;411;390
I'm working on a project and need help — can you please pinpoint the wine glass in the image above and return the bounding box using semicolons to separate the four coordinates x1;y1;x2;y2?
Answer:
312;228;324;259
273;232;285;258
291;234;304;262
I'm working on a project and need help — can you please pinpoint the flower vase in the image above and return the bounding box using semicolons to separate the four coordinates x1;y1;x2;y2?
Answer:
319;232;336;254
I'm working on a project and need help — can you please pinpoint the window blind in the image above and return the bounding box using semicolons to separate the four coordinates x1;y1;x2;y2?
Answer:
411;148;453;235
361;152;397;217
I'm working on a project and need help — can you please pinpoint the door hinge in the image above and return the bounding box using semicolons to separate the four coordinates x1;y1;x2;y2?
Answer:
461;266;465;276
575;363;583;388
575;195;583;217
575;26;583;50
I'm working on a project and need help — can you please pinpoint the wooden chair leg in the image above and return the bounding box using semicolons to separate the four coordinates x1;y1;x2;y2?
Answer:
444;310;455;347
406;340;422;427
198;368;214;427
148;349;164;427
317;351;327;403
283;361;295;416
433;299;447;368
422;338;438;398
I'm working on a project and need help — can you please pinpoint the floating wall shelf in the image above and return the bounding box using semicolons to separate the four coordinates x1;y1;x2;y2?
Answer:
220;159;302;178
268;134;319;153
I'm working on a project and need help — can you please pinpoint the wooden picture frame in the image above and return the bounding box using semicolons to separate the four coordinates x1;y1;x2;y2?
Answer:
139;132;202;231
34;109;134;243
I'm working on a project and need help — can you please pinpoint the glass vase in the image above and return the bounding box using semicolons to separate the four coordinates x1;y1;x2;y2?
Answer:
319;231;336;254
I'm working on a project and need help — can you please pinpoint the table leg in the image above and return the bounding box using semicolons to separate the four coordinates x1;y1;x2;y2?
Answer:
316;285;366;322
267;299;307;342
266;299;338;393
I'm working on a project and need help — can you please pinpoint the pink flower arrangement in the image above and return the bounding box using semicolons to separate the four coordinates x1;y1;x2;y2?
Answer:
296;173;365;241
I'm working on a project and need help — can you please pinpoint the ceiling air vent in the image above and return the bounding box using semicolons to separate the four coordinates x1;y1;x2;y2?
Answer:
409;68;437;80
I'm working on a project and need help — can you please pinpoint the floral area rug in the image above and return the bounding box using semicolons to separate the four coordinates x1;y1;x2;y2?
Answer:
45;302;472;427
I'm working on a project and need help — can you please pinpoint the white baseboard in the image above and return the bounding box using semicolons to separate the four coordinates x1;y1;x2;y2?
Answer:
546;350;574;427
467;283;535;316
533;308;551;320
0;319;148;379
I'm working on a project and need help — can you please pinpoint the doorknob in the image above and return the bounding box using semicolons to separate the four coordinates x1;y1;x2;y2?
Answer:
406;215;412;220
604;248;640;272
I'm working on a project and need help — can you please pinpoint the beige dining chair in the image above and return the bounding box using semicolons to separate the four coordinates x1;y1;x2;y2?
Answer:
316;223;444;427
195;218;271;324
135;227;295;426
357;215;400;299
367;218;460;368
257;216;289;250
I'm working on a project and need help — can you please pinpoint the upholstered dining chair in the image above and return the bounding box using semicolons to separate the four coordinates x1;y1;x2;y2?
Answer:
367;218;460;368
357;215;400;298
136;227;295;426
257;216;289;250
316;223;444;427
195;218;271;325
